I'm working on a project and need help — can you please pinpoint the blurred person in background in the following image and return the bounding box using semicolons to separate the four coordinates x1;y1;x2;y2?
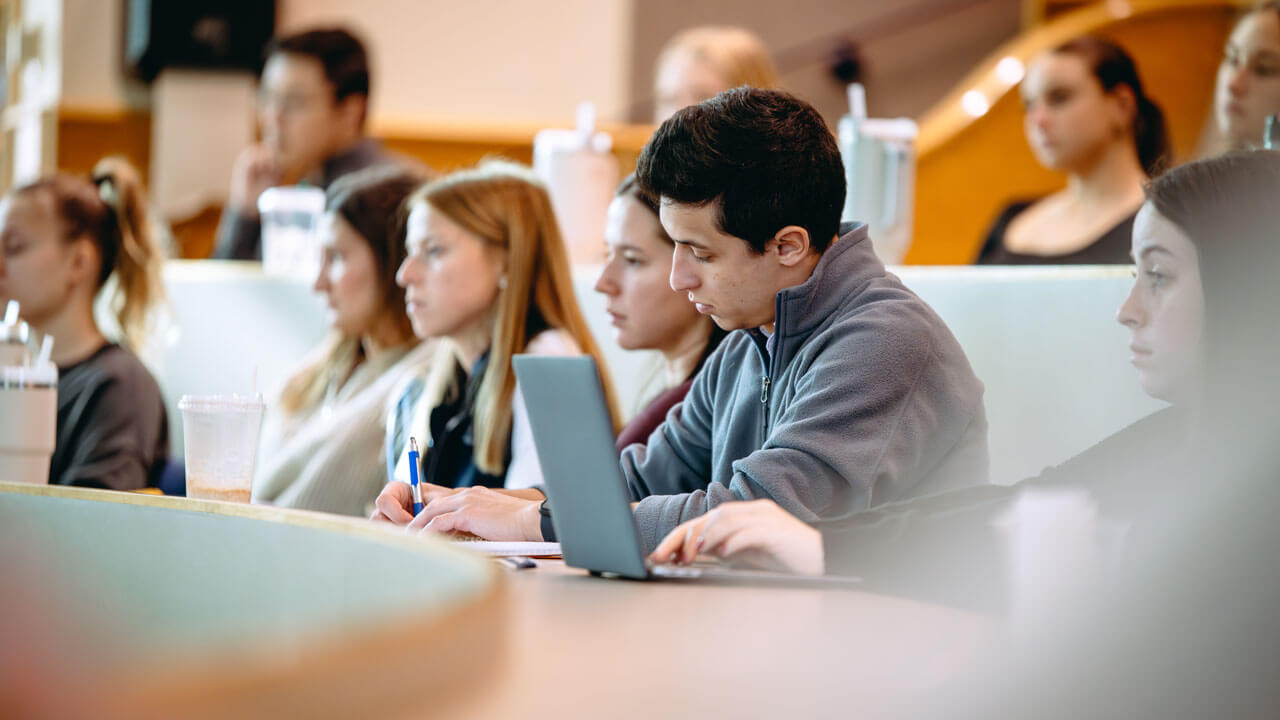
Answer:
0;158;168;489
1214;2;1280;151
215;28;400;260
594;175;727;449
653;26;778;122
252;166;433;516
977;37;1168;264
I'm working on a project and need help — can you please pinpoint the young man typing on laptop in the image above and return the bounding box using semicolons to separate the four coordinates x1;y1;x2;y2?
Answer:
375;88;988;550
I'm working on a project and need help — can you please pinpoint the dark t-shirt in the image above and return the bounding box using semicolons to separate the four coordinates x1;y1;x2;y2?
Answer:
976;200;1135;265
51;343;169;490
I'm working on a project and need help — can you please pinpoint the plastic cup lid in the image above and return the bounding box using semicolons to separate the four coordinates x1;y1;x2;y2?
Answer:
257;186;326;215
178;393;265;411
0;364;58;387
0;320;30;344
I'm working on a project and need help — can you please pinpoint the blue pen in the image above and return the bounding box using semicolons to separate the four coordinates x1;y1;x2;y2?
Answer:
409;437;423;515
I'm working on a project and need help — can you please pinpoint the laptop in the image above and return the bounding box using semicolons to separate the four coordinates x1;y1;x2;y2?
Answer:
512;355;861;588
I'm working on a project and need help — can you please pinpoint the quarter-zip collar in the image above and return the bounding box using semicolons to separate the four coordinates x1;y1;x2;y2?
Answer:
759;222;878;373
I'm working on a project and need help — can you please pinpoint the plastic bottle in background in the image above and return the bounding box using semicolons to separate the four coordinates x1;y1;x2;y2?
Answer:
0;365;58;484
837;84;918;265
258;186;326;281
0;302;56;484
533;102;620;266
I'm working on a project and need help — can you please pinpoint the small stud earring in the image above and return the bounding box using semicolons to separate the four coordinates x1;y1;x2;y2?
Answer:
498;275;508;290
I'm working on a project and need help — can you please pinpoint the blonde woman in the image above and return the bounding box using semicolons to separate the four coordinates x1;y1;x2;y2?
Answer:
0;158;167;489
653;26;778;122
253;166;433;515
372;161;619;536
1214;2;1280;151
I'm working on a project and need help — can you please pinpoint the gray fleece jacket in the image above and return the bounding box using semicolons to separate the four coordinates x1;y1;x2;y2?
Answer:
621;223;989;551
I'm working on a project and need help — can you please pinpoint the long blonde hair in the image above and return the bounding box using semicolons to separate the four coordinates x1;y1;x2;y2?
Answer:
15;157;164;350
657;26;779;92
412;160;621;475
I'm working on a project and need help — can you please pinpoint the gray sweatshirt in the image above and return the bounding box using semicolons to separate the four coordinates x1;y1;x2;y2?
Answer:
621;224;989;551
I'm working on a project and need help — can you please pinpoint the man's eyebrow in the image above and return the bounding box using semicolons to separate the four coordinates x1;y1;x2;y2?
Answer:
671;237;710;251
1136;245;1174;261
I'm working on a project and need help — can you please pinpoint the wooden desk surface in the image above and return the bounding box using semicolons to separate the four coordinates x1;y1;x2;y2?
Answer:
0;484;998;718
443;559;1000;719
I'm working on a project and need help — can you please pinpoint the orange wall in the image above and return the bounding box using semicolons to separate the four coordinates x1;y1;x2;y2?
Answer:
907;4;1239;264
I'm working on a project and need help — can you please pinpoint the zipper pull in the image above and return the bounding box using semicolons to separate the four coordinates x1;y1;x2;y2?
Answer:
760;375;770;404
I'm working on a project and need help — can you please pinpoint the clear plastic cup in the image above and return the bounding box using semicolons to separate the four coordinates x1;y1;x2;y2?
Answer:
258;185;325;280
178;394;265;503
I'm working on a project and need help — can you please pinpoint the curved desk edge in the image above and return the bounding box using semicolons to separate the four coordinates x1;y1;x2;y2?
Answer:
0;482;507;720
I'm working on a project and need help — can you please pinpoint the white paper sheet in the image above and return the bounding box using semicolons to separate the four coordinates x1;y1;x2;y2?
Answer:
455;541;562;558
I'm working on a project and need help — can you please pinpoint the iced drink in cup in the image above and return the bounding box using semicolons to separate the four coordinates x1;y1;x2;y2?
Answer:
179;394;266;503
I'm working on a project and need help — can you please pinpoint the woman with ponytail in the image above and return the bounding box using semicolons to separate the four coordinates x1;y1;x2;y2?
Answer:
0;158;169;489
977;36;1169;264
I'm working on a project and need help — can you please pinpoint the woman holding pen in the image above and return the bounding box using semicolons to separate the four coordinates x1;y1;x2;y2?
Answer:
373;160;619;533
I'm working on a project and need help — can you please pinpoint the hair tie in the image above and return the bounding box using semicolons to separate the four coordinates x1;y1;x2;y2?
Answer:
89;173;122;285
92;174;121;214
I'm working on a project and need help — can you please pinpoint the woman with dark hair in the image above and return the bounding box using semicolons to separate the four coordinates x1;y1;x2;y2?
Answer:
0;158;168;489
951;150;1280;718
654;152;1280;608
253;165;434;515
1214;1;1280;151
595;176;727;449
977;36;1169;264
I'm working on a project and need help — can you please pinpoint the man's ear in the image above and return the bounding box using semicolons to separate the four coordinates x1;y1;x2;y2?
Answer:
770;225;812;267
336;94;367;137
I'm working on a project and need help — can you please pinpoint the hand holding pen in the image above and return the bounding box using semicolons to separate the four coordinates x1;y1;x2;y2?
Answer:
409;436;424;516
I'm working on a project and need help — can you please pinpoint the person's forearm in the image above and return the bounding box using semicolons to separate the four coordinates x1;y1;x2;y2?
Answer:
494;487;546;501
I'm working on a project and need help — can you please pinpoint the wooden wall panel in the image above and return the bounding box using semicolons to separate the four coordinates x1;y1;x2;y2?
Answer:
54;112;654;258
56;107;151;182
